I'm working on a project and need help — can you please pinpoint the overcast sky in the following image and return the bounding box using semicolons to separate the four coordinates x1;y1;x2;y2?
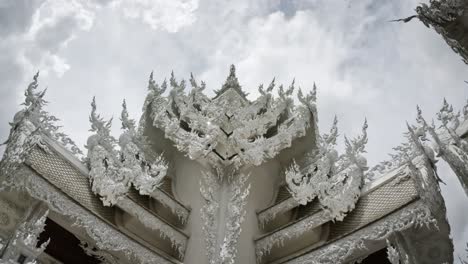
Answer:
1;0;468;261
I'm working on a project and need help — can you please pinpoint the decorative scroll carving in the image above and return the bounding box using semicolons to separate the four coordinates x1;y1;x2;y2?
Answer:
368;99;468;197
119;100;168;196
200;170;219;263
149;189;190;224
257;197;298;227
285;118;368;221
256;210;328;262
386;239;410;264
367;141;417;182
80;241;120;264
285;116;338;206
416;0;468;64
219;172;250;264
86;100;187;256
86;98;168;206
1;205;49;264
6;166;174;264
285;202;436;264
200;170;250;264
117;198;187;258
142;65;317;168
1;73;82;178
0;74;53;178
413;101;468;196
386;240;401;264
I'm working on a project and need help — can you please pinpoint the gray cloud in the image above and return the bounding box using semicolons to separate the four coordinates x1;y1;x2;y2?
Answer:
0;0;43;36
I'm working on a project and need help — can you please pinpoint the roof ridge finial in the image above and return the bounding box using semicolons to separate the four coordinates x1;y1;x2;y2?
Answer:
229;64;236;77
213;64;248;99
225;64;239;86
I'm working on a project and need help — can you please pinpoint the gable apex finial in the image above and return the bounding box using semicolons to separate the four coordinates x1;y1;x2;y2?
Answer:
229;64;236;77
213;64;248;99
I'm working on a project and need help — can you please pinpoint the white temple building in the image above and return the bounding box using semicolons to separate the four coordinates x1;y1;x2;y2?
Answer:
0;63;466;264
1;1;468;263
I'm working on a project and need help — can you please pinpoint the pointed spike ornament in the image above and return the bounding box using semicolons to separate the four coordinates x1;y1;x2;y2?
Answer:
286;79;295;96
226;65;239;85
463;99;468;120
414;101;468;194
190;72;198;89
406;120;445;184
229;64;236;77
266;78;275;92
312;82;317;102
87;97;128;206
297;83;318;113
148;71;155;90
286;113;366;222
323;115;339;145
437;98;461;130
297;88;304;102
161;79;168;94
200;80;206;90
87;97;116;153
258;83;265;95
3;72;83;155
170;71;177;88
437;98;452;127
343;118;368;169
89;97;103;132
146;71;166;97
23;71;41;107
277;84;284;98
179;79;186;90
121;100;136;131
215;64;247;98
0;73;52;174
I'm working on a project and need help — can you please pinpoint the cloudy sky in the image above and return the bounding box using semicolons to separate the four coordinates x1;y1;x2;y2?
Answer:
1;0;468;261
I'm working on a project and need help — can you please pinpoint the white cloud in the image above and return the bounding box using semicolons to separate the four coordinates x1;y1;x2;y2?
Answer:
111;0;198;32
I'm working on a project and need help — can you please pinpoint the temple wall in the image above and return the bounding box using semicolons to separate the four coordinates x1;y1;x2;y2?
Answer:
172;153;208;264
238;159;282;263
173;152;282;263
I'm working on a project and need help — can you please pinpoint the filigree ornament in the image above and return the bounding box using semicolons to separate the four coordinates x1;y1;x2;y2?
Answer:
368;99;468;198
86;98;168;206
386;240;401;264
386;239;410;264
319;164;364;221
286;202;437;264
7;166;173;264
86;97;129;206
80;241;120;264
0;73;84;178
117;198;187;258
416;0;468;64
119;100;168;195
142;65;316;168
256;210;328;262
257;197;299;226
412;103;468;196
286;118;367;221
1;206;49;264
85;100;189;256
200;170;219;263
